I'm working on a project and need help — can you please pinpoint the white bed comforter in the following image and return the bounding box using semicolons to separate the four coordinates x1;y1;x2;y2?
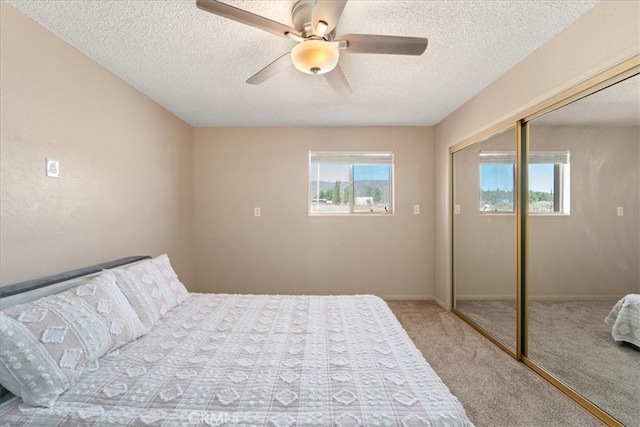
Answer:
0;294;473;426
605;294;640;348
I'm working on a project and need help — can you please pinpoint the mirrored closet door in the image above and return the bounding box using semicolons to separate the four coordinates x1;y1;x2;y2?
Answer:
525;73;640;426
452;61;639;426
453;126;518;354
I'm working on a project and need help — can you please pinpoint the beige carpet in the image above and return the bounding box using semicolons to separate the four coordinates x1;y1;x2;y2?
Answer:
386;300;601;427
455;299;517;349
455;299;638;426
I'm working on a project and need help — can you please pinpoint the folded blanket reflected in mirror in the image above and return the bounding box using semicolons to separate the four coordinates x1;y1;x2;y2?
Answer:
605;294;640;350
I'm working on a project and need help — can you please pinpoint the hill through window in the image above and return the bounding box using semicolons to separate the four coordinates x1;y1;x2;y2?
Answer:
479;150;570;214
309;151;394;215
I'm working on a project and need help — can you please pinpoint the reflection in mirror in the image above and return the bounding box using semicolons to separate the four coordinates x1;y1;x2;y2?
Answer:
527;74;639;426
453;126;517;351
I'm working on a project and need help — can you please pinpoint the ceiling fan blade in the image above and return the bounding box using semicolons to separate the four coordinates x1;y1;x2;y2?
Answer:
197;0;300;38
246;53;292;85
313;0;348;35
324;64;351;95
336;34;428;55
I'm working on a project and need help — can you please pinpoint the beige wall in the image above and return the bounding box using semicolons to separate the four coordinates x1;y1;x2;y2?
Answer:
434;0;640;308
529;126;639;298
453;127;516;300
3;0;638;302
1;2;433;296
192;127;435;299
0;2;194;287
453;126;639;300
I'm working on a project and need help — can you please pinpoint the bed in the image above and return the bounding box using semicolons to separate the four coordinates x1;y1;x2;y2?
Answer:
605;294;640;350
0;256;473;426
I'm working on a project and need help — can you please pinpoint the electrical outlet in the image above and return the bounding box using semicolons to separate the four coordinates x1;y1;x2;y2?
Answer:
617;206;624;216
455;205;461;214
413;205;420;215
254;207;261;217
46;158;59;177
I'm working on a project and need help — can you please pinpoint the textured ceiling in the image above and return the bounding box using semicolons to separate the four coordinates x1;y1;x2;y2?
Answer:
533;74;640;126
7;0;600;127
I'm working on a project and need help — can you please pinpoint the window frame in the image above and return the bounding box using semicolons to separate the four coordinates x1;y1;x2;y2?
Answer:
309;151;394;216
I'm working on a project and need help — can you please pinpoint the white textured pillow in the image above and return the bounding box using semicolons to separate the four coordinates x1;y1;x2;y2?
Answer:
0;271;147;407
113;255;189;330
151;254;190;305
73;271;147;351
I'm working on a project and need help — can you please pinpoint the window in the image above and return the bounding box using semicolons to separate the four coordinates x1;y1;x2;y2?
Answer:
479;151;570;214
309;151;393;214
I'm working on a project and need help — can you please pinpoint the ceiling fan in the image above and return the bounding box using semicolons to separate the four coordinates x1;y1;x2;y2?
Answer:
196;0;429;94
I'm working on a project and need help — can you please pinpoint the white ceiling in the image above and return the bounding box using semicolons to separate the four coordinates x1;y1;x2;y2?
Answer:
7;0;601;127
533;74;640;126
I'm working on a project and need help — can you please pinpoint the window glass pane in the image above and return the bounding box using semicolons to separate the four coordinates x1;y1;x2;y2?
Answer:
479;156;569;214
353;164;391;213
309;163;350;213
529;163;555;212
309;151;393;215
479;164;514;212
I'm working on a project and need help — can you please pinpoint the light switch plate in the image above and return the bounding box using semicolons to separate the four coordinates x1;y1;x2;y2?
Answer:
254;207;261;217
46;158;59;177
617;206;623;216
455;205;461;214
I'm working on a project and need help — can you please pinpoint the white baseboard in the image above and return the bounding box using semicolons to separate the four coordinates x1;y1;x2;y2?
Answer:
456;295;515;301
381;295;434;301
527;294;622;301
456;294;622;301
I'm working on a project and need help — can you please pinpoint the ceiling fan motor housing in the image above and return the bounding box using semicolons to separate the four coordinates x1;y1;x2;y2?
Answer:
290;0;340;75
292;0;335;39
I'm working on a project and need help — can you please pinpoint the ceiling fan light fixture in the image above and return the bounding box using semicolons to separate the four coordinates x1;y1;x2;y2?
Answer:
291;40;339;75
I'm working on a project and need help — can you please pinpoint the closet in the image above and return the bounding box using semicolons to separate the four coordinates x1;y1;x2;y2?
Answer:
451;59;639;426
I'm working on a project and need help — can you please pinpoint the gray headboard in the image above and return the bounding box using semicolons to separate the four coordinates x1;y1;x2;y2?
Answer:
0;255;151;403
0;256;150;309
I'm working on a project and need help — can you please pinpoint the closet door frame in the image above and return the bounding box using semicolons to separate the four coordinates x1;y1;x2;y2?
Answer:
450;55;639;427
